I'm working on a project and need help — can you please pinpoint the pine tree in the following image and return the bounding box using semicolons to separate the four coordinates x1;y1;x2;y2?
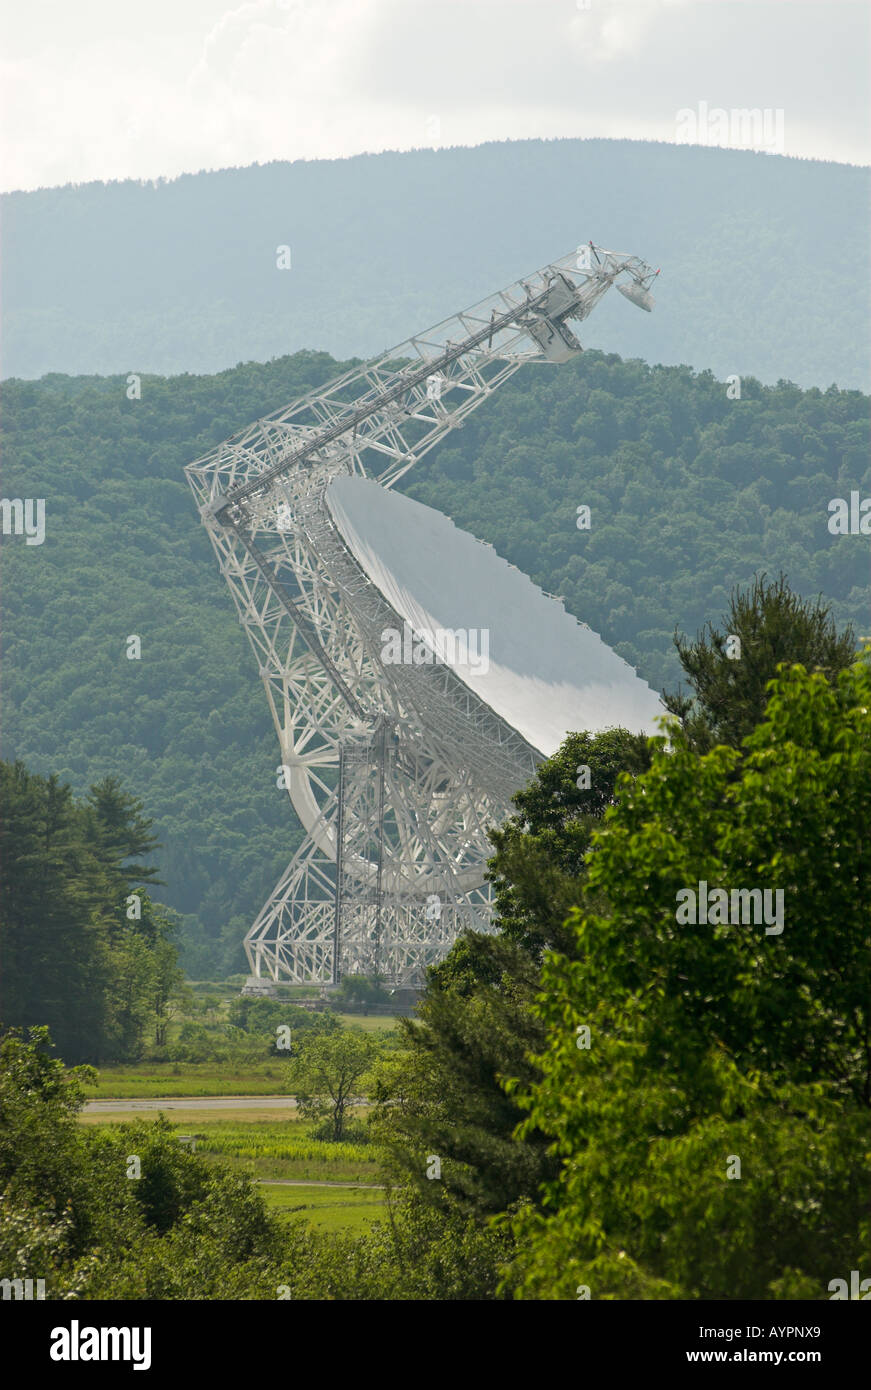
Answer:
663;572;856;750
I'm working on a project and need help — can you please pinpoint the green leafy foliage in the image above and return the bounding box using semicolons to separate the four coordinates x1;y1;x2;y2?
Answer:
552;659;871;1097
374;933;556;1219
0;1026;288;1299
488;728;652;958
503;657;871;1298
335;975;391;1010
291;1028;386;1142
226;995;339;1040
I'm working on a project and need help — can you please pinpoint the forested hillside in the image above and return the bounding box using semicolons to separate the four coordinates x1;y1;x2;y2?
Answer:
0;352;347;977
2;139;869;389
1;351;868;974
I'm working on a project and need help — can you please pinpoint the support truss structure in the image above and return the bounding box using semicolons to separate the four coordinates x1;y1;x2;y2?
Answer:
185;244;658;985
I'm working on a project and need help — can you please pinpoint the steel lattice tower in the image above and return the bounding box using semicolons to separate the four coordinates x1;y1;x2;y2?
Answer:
185;245;658;985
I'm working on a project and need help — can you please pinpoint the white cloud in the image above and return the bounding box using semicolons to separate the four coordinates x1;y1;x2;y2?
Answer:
568;0;693;64
0;0;866;191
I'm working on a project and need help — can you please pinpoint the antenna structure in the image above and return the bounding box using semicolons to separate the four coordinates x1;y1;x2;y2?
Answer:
185;245;658;985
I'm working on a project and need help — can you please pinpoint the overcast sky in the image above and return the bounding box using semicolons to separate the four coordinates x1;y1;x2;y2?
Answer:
0;0;868;192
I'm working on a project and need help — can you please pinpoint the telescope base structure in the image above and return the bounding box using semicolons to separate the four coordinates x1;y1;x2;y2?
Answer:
244;724;497;988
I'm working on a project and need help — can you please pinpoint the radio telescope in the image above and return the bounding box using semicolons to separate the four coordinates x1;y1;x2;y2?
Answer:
185;244;662;986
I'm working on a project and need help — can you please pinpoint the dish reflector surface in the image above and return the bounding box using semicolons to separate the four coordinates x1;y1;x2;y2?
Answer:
326;475;663;758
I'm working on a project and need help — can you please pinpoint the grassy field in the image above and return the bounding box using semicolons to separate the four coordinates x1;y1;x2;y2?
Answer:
79;1112;384;1186
333;1014;399;1033
77;1006;399;1232
79;1104;300;1123
260;1182;386;1233
82;1061;297;1097
186;1117;383;1183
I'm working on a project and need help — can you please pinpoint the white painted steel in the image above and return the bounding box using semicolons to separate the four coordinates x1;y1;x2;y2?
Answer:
326;475;663;757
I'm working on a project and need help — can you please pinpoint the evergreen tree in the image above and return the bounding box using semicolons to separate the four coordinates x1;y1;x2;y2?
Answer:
663;573;857;751
0;761;183;1064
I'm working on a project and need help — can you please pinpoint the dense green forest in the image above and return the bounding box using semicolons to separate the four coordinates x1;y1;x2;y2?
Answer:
1;350;867;972
2;139;869;388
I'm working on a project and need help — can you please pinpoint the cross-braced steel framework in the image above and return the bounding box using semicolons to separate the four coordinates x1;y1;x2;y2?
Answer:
185;245;658;985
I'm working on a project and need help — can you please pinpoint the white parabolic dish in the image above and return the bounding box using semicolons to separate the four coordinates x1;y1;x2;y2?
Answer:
325;475;664;758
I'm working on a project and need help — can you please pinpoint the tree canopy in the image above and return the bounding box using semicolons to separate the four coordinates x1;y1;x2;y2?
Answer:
504;655;871;1299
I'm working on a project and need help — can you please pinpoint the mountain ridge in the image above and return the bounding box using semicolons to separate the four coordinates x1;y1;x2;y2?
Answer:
2;137;868;387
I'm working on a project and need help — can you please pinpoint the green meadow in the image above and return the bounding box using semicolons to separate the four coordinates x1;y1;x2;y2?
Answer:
82;1061;298;1098
80;1111;386;1229
260;1183;387;1234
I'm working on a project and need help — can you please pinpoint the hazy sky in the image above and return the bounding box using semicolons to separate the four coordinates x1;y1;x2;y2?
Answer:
1;0;868;192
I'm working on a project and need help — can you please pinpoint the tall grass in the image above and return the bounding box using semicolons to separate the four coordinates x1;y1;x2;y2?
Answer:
159;1118;383;1184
